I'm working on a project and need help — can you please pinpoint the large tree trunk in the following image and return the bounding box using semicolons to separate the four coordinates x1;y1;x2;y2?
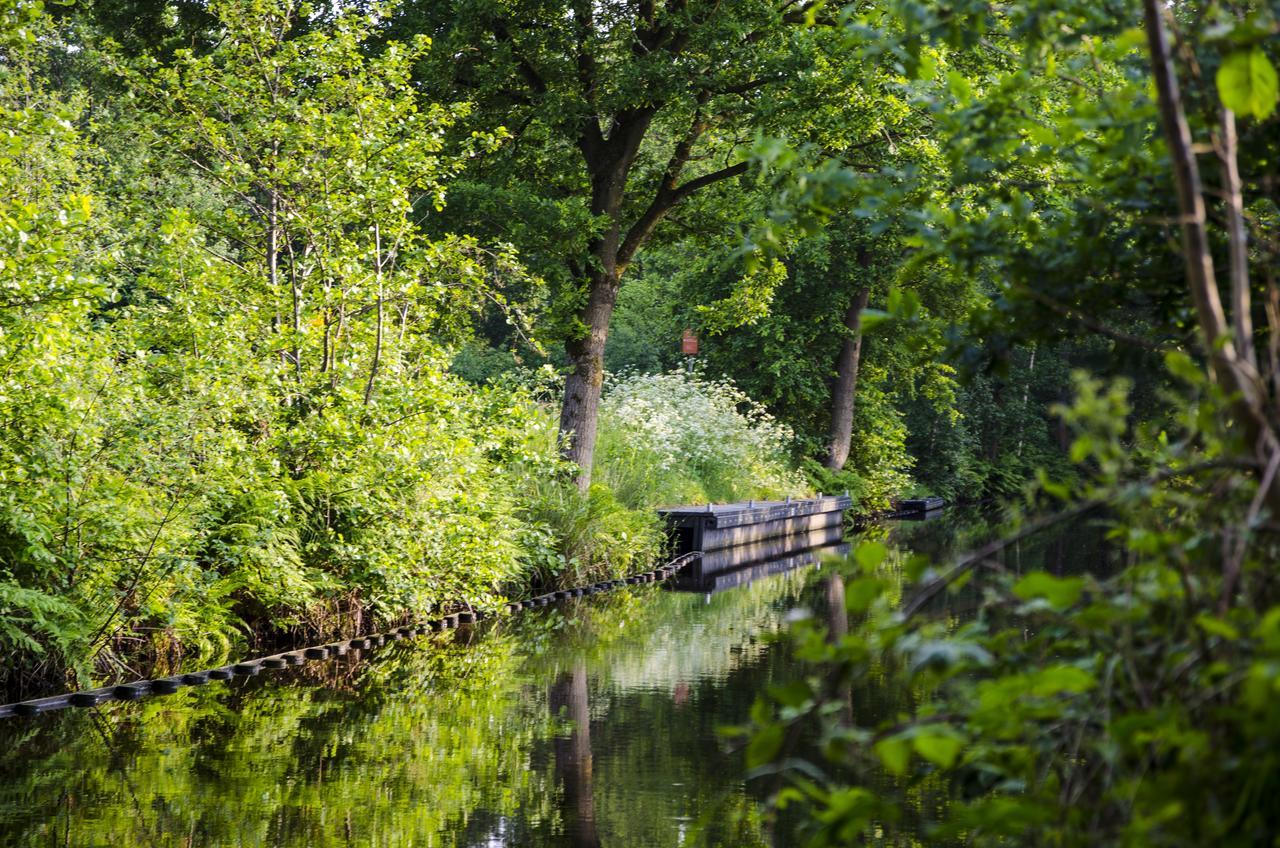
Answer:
559;265;621;491
550;9;753;491
826;282;871;472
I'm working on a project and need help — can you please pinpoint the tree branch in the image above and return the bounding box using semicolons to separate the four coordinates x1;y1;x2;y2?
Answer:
1217;108;1255;368
1013;284;1174;352
490;18;548;97
670;159;749;203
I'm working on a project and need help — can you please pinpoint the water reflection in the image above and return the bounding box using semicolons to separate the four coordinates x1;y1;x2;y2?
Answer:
0;509;1113;848
551;663;599;848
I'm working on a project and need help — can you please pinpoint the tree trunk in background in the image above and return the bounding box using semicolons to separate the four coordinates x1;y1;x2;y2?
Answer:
1016;344;1037;457
826;277;871;472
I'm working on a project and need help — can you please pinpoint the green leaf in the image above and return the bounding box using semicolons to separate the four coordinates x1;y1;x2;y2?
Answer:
912;728;965;768
1026;123;1058;145
1258;607;1280;651
1029;665;1096;696
903;553;931;582
1114;26;1147;53
1013;571;1085;611
873;736;911;776
859;308;891;331
1069;434;1094;463
1164;349;1202;384
845;576;884;613
854;540;888;571
946;69;972;103
1195;614;1240;641
1217;48;1279;120
747;723;784;768
769;680;813;709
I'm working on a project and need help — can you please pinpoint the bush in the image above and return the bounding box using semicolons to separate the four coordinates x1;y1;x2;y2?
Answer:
520;479;664;588
594;369;808;509
744;374;1280;846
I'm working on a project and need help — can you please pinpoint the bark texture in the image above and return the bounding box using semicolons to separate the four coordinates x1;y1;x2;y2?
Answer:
826;253;872;471
558;268;621;484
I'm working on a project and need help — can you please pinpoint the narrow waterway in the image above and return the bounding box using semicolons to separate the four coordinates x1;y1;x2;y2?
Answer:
0;509;1109;847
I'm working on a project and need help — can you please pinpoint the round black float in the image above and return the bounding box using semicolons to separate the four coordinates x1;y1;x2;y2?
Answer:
327;642;349;655
151;678;181;695
232;663;260;676
262;658;287;670
208;668;233;680
458;611;475;624
70;691;109;708
305;647;329;660
14;702;48;716
429;620;444;631
181;673;210;686
113;683;149;699
349;638;369;649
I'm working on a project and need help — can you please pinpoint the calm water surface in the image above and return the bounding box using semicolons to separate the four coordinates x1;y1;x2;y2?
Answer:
0;510;1108;847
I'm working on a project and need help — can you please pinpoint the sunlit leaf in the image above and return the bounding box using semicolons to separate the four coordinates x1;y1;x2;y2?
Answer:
1217;48;1279;119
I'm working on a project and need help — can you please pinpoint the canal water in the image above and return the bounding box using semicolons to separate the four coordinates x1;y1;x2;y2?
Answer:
0;509;1107;847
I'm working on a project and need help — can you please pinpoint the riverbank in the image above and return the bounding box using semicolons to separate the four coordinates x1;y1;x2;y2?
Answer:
1;370;810;700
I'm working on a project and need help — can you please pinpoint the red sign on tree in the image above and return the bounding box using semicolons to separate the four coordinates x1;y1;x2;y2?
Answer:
681;329;699;356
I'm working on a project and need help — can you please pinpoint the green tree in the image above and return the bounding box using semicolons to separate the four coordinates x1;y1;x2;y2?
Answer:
398;0;849;489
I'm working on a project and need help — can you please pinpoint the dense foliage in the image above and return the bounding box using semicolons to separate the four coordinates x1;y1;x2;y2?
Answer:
4;0;1279;840
741;0;1280;844
0;0;808;694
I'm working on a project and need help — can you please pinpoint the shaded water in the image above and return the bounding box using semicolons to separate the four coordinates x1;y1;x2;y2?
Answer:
0;509;1110;847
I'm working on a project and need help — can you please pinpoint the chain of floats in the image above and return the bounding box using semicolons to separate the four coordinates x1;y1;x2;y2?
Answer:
0;552;703;720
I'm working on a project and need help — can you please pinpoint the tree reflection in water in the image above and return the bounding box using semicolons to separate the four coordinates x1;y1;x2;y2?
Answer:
551;662;601;848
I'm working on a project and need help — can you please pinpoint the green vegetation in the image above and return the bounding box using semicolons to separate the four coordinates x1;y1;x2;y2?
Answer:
3;0;1280;841
735;1;1280;845
0;0;811;693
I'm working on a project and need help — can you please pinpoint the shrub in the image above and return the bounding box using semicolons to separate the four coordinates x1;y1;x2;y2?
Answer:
520;478;664;588
594;369;807;509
